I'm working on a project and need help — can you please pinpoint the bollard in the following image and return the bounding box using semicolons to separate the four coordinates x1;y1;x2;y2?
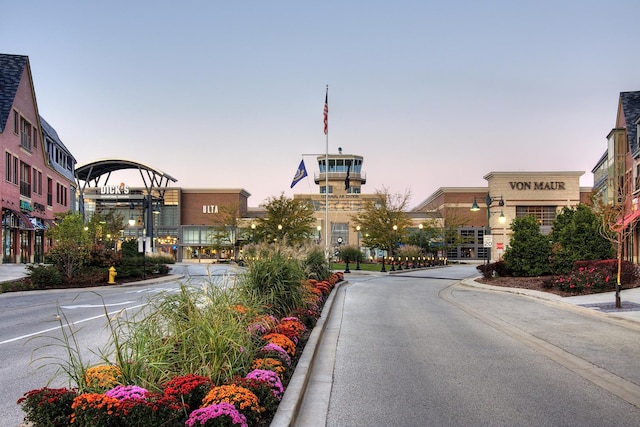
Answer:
108;266;117;284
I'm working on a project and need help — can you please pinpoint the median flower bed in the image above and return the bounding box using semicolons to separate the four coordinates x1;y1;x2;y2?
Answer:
18;248;343;426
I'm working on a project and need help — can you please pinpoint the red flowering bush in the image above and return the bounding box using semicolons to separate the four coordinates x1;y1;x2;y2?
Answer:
117;392;188;426
552;267;613;293
163;374;214;411
17;387;77;427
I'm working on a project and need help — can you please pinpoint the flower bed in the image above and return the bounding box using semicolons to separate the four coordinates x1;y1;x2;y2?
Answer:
18;270;344;427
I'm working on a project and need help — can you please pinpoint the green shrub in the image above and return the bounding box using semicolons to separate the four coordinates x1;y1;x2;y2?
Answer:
27;264;63;288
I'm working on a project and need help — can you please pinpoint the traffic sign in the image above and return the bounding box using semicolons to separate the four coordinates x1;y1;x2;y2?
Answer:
483;235;493;248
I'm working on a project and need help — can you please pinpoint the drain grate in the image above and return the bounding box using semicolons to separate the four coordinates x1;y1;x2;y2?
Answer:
579;302;640;313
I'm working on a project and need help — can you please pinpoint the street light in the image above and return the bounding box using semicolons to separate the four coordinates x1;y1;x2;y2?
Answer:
471;194;505;264
251;223;256;243
317;225;322;244
418;223;423;267
391;225;397;271
356;225;361;270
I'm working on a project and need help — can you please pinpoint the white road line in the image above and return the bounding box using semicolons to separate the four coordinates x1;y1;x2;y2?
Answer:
0;303;145;345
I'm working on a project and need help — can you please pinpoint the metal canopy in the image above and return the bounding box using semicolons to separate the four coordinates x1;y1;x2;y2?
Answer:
75;158;177;193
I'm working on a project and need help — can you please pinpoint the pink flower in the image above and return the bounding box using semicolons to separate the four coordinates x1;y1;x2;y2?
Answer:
185;402;248;427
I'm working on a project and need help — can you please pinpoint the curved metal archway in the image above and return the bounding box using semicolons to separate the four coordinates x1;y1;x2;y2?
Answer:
75;158;178;252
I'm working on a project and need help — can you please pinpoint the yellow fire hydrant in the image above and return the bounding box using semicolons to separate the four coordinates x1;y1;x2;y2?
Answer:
108;266;117;284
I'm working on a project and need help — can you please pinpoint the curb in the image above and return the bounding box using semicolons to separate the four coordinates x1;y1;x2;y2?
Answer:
270;280;344;427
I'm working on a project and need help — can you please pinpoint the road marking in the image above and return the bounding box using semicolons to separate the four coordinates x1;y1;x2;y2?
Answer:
0;304;145;345
60;301;135;309
440;283;640;409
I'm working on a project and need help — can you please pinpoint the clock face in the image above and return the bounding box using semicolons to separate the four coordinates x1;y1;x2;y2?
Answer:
337;237;343;244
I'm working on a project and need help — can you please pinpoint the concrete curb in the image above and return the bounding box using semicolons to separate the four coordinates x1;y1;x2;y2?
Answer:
270;280;344;427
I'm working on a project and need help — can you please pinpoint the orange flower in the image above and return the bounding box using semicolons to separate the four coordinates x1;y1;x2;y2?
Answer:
263;333;296;357
84;365;122;390
202;384;263;415
251;357;286;376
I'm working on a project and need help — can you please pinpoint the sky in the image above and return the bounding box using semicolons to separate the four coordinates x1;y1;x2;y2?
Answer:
2;1;639;209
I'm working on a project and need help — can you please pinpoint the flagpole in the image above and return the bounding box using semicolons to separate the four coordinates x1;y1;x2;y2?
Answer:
324;85;330;264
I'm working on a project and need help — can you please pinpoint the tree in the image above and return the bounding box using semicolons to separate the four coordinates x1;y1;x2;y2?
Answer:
405;221;440;255
594;193;633;308
46;212;90;279
256;193;316;245
351;187;412;262
440;207;473;258
550;204;614;274
208;203;241;261
502;215;552;277
85;210;125;246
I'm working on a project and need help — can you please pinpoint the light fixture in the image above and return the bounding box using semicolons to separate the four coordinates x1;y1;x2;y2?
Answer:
153;203;161;215
470;197;480;211
498;211;506;224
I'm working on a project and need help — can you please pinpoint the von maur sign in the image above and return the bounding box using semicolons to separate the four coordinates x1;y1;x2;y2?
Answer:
509;181;566;191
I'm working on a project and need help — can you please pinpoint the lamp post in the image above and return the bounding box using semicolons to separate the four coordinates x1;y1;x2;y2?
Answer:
251;223;256;243
391;225;397;271
418;223;423;267
356;225;361;270
317;225;322;244
471;194;505;264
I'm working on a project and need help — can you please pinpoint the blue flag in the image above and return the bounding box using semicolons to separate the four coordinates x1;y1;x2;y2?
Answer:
290;160;308;188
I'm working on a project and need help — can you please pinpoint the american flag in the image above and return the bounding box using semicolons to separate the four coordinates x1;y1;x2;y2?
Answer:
323;88;328;135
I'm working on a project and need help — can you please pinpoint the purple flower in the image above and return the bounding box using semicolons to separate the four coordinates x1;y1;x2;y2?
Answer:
185;402;248;427
105;385;148;401
245;369;284;400
261;343;291;366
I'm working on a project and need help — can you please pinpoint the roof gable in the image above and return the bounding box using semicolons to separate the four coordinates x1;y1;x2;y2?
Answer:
0;54;28;133
618;91;640;156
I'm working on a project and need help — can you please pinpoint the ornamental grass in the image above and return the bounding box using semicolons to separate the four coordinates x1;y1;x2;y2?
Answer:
106;280;260;387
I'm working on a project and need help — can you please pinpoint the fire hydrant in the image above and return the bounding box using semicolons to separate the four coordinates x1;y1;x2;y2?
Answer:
108;266;117;284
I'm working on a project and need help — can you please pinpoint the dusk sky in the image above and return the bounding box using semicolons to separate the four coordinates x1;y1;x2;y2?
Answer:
2;1;638;209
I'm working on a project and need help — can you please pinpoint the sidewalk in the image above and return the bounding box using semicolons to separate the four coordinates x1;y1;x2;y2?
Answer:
0;264;29;283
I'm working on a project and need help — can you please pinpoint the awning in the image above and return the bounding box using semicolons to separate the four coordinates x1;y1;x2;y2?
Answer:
15;210;34;230
29;216;47;231
620;208;640;228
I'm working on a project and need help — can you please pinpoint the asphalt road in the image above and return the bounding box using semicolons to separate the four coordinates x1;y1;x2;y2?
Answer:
0;263;240;427
298;265;640;427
